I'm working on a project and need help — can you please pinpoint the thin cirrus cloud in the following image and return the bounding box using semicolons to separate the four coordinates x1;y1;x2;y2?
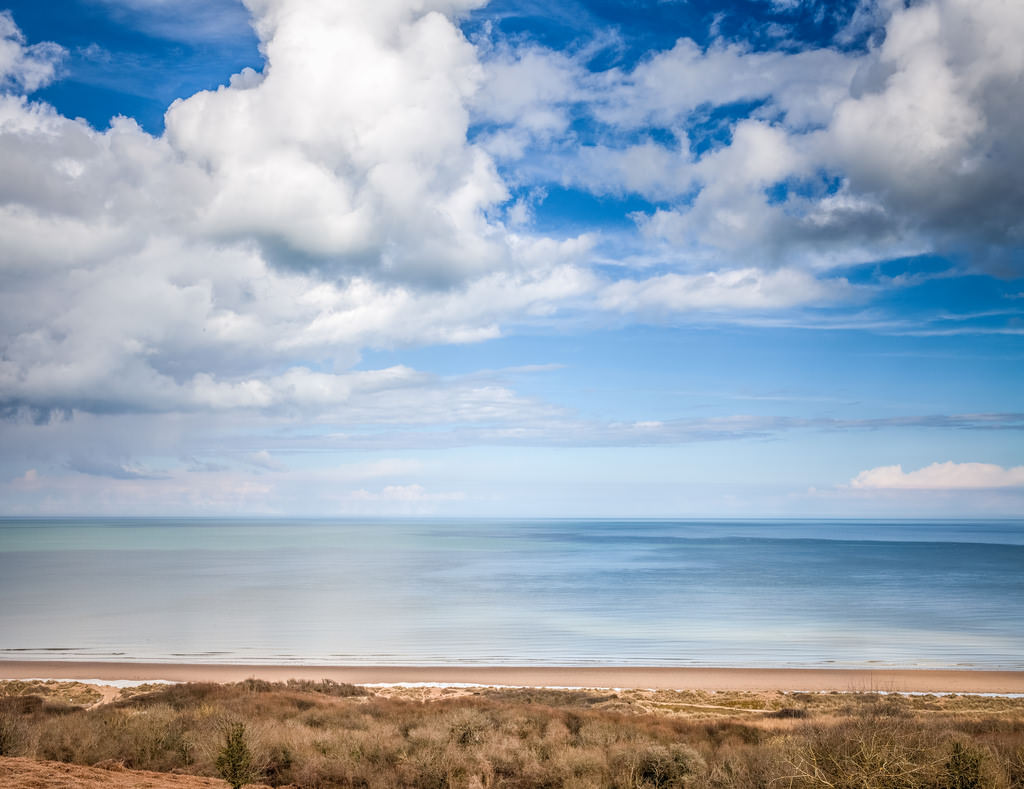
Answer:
87;0;256;44
308;413;1024;451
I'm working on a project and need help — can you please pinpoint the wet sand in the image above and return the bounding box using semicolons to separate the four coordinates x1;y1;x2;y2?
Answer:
1;661;1022;693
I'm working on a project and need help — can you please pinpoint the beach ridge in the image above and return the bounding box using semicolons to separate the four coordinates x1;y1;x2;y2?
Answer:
2;661;1022;693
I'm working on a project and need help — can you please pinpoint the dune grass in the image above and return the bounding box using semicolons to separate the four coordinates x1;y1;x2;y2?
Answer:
2;680;1023;788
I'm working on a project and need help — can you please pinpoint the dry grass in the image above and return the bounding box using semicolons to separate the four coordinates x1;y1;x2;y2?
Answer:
1;680;1023;788
0;680;102;707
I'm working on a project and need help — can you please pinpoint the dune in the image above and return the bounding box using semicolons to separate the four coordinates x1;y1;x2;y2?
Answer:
2;661;1022;693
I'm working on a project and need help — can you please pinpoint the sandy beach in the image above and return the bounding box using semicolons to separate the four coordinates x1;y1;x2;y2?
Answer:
2;661;1022;693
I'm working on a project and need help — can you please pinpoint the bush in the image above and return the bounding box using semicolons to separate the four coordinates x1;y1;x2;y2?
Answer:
1;680;1023;789
449;709;492;746
788;716;938;789
617;742;706;788
767;707;808;719
944;741;985;789
0;708;25;756
284;679;367;697
216;722;259;789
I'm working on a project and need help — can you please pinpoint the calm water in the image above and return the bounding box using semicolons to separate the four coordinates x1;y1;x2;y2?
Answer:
1;518;1022;668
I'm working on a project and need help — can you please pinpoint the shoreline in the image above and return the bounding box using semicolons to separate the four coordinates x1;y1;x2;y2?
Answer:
2;661;1023;693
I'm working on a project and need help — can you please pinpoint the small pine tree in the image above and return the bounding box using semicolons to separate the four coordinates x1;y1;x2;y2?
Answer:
216;722;255;789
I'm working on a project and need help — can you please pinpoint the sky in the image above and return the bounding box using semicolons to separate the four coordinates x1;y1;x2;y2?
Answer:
0;0;1022;518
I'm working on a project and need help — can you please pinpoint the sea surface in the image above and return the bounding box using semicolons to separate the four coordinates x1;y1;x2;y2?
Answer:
1;518;1022;669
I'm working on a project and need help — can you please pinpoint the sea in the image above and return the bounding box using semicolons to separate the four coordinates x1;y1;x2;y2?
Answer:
1;518;1022;669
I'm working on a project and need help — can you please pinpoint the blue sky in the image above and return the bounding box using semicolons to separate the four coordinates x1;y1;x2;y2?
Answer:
0;0;1022;516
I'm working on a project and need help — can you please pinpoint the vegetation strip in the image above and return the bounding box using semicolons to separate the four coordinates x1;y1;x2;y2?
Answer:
2;679;1024;787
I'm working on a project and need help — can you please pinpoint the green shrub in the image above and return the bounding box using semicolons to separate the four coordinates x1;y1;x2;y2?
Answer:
216;722;258;789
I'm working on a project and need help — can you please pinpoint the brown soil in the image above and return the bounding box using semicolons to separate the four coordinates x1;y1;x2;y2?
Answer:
0;756;266;788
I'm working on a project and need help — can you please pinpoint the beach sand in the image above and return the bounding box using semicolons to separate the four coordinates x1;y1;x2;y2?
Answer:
1;661;1022;693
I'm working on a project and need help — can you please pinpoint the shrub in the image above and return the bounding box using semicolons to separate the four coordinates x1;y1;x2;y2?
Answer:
787;716;938;789
0;707;25;756
284;679;367;697
216;722;259;789
262;742;294;785
944;741;985;789
617;742;706;788
450;709;492;746
767;707;809;719
2;680;1024;789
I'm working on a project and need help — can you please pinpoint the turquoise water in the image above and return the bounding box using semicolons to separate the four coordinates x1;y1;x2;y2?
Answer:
1;518;1022;668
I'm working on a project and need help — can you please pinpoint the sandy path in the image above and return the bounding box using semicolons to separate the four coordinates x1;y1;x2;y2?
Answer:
87;684;122;709
0;757;236;789
2;661;1023;693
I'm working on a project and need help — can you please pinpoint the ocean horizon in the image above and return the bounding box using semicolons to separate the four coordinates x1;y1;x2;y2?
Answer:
2;517;1022;670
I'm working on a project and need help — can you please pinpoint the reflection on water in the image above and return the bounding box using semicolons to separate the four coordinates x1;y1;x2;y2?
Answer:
1;518;1022;668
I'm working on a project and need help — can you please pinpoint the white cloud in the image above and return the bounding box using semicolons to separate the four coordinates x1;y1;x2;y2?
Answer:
2;1;1019;516
11;468;38;489
163;0;509;284
850;461;1024;490
472;44;582;142
324;458;423;480
554;141;696;202
1;466;278;515
8;0;1017;432
241;450;285;471
593;38;859;131
88;0;254;44
819;0;1024;260
475;0;1024;274
0;466;467;515
0;11;65;93
600;267;850;312
349;484;465;502
0;0;1021;454
0;6;610;422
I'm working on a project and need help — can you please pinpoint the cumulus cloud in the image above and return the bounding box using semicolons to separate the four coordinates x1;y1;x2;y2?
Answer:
240;450;285;471
850;461;1024;490
164;0;509;283
0;0;1022;517
479;0;1024;273
592;38;858;132
3;0;1019;431
0;4;609;423
821;0;1024;268
472;44;582;146
0;11;65;93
